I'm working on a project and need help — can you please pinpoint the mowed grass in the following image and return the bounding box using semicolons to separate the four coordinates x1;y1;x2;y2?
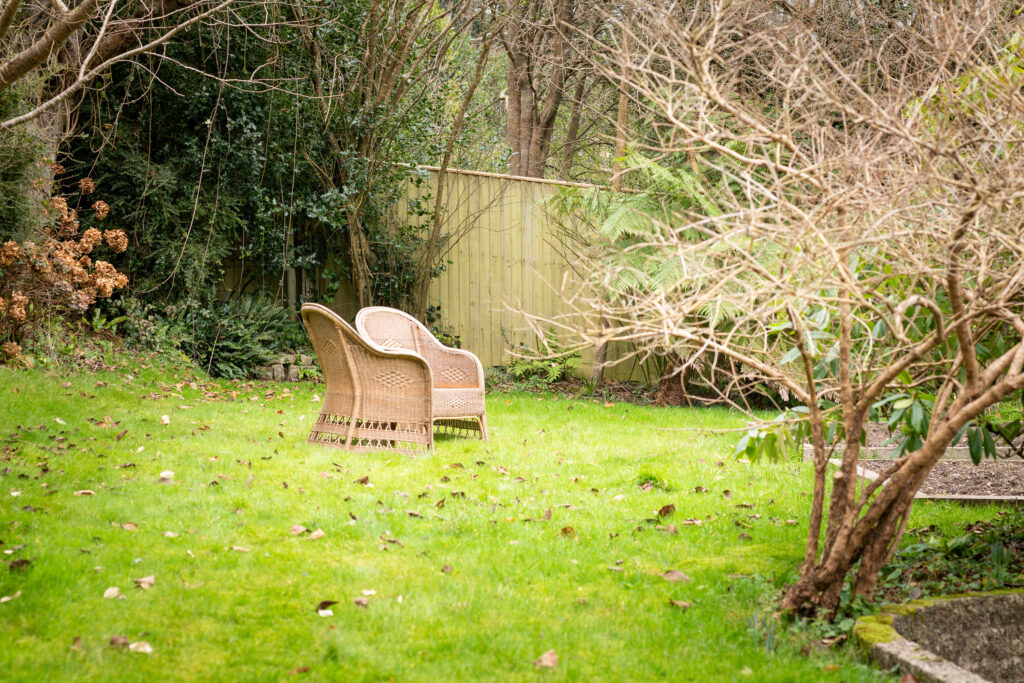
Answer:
0;360;1000;681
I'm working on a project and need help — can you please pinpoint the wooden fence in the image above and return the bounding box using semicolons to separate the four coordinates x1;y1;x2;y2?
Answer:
397;167;653;381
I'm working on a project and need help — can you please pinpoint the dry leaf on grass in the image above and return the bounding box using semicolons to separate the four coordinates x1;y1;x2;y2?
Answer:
533;649;558;669
1;590;22;603
121;523;138;531
290;525;308;536
159;415;170;425
560;526;577;539
73;490;95;496
662;570;691;583
308;529;326;540
163;531;178;538
103;586;124;599
229;546;250;552
669;600;692;611
657;504;675;518
128;641;153;654
109;635;129;648
133;575;155;590
353;597;370;608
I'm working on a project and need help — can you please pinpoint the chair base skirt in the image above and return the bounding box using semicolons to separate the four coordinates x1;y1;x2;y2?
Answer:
434;416;488;441
307;412;487;454
307;412;432;454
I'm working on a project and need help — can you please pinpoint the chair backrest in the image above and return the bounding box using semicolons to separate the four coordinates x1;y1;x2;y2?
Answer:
355;306;428;356
356;307;479;390
301;303;378;392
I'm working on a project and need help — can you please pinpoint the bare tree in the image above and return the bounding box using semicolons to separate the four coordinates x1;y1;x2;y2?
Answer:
0;0;252;132
498;0;593;178
530;0;1024;616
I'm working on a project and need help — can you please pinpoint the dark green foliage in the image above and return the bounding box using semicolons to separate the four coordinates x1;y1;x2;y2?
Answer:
876;510;1024;601
175;295;291;378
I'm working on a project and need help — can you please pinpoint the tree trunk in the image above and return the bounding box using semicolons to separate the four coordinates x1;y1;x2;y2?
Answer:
559;78;586;180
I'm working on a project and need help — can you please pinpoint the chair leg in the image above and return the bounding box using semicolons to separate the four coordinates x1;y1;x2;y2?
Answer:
477;414;489;441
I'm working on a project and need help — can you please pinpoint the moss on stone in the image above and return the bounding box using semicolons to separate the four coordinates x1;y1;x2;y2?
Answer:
852;614;898;657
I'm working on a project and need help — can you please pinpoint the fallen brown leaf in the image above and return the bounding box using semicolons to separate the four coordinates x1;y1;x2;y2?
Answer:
122;522;138;531
353;597;370;608
103;586;123;599
308;529;326;540
73;490;96;496
662;570;691;583
560;526;577;539
133;575;155;590
109;636;129;649
669;600;692;611
290;525;308;535
229;545;250;552
533;649;558;669
129;641;153;654
657;504;675;518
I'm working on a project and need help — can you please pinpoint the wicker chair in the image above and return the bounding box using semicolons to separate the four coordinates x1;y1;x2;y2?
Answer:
355;306;488;442
301;303;434;454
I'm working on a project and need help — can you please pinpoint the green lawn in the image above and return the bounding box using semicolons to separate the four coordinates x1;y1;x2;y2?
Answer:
0;359;1000;681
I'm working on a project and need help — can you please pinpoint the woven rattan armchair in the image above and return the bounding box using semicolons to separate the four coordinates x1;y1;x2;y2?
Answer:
355;306;488;442
301;303;434;454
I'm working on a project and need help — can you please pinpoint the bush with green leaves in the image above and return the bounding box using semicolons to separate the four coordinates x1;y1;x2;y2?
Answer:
175;295;291;379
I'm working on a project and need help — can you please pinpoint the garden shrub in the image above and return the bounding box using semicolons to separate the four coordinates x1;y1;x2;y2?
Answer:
175;295;291;379
0;174;128;363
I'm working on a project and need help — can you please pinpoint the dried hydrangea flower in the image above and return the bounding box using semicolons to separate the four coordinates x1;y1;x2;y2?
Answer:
0;241;21;266
1;341;21;359
92;200;109;220
104;229;128;253
78;178;96;194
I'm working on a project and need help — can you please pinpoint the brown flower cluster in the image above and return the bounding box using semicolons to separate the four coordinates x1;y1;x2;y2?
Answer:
1;341;21;359
1;186;129;360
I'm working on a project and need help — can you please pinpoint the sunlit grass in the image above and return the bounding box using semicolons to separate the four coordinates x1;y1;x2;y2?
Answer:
0;359;998;681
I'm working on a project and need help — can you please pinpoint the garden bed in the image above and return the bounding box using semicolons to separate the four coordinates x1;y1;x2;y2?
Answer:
860;459;1024;498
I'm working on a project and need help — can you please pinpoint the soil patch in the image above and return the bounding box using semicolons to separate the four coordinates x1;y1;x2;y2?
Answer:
860;459;1024;496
